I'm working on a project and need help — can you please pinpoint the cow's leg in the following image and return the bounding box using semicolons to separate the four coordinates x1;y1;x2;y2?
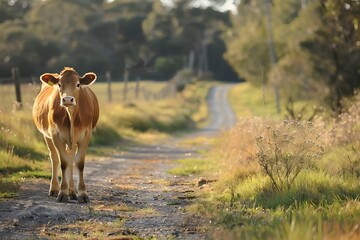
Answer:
44;136;60;197
52;135;72;202
75;131;91;203
68;164;77;200
67;148;77;200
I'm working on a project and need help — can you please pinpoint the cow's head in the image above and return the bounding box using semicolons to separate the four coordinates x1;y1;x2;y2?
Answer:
40;67;97;108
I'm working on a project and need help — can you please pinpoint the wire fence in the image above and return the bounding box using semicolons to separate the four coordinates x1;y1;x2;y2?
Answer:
0;68;180;112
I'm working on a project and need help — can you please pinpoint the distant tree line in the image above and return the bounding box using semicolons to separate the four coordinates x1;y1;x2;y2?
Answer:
1;0;359;111
0;0;239;81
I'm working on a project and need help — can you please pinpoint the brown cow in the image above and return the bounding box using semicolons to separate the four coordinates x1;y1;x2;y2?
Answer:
32;67;99;203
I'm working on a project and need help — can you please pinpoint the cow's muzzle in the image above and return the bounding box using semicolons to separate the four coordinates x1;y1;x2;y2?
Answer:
61;96;76;107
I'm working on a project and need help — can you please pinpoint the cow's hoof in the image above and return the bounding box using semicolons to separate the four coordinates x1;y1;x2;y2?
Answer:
57;193;69;202
69;192;78;200
48;190;59;197
77;194;90;203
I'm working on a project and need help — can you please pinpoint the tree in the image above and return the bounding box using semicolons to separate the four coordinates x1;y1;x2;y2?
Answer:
0;0;37;23
307;0;360;110
225;0;360;112
224;0;269;86
143;0;232;78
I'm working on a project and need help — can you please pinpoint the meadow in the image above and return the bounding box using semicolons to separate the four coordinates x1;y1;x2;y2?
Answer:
175;83;360;239
0;79;212;197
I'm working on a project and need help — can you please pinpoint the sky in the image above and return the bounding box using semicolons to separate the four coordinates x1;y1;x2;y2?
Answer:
160;0;240;14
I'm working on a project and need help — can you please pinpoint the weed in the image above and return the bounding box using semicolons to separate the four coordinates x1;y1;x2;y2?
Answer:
0;179;20;198
256;120;324;191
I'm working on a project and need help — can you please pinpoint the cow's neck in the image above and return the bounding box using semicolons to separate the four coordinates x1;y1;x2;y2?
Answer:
65;106;77;150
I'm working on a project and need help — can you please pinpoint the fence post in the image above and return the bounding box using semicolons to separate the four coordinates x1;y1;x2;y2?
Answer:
123;69;129;101
106;71;112;102
135;76;140;99
11;67;22;110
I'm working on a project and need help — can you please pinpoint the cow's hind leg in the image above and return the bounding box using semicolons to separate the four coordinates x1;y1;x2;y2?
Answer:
75;131;91;203
44;136;60;197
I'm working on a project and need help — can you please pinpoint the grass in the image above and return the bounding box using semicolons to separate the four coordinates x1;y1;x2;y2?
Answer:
228;82;280;118
0;79;213;198
228;82;326;120
169;157;214;176
39;217;142;239
168;82;360;239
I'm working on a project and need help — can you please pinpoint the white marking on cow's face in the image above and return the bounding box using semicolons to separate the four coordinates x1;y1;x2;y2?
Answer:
58;75;81;108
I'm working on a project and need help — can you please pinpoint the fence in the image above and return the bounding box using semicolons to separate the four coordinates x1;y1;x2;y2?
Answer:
0;68;180;112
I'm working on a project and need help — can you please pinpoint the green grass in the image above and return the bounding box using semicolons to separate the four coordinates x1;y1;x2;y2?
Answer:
228;82;280;118
0;180;20;198
319;143;360;176
229;82;327;120
169;158;214;176
191;169;360;239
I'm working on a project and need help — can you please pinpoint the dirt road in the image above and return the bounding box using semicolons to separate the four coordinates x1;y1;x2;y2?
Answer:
0;84;236;239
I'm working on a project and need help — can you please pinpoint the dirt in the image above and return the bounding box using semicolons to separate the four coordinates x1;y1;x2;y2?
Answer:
0;85;236;240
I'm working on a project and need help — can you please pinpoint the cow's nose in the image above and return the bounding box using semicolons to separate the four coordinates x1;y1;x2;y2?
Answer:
62;96;76;106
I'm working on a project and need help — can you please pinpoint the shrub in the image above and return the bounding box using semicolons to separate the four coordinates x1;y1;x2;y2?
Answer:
321;92;360;178
255;120;324;191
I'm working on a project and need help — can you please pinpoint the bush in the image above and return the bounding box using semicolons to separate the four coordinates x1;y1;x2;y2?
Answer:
323;92;360;178
256;120;324;191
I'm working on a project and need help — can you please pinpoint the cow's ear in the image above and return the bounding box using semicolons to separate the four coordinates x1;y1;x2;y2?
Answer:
40;73;60;86
80;72;97;85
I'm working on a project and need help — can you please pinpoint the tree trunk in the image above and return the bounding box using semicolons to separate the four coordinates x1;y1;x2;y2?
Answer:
264;0;281;113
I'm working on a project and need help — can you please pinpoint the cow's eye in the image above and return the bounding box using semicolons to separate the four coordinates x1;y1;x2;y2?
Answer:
77;83;80;88
58;83;61;88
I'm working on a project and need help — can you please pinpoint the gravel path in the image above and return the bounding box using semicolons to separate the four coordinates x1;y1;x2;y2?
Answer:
0;84;237;239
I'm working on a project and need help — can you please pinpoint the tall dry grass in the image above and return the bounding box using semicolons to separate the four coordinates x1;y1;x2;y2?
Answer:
197;89;360;239
216;117;266;180
216;90;360;192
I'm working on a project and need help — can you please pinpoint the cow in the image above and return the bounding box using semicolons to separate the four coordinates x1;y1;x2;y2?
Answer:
32;67;99;203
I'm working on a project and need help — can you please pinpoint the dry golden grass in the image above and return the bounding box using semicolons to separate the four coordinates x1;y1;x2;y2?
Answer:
214;117;266;180
190;84;360;239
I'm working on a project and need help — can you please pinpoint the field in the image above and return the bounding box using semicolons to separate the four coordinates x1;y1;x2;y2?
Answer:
175;82;360;239
0;80;212;196
3;79;360;239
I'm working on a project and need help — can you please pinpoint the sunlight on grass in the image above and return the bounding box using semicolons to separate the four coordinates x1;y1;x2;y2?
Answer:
179;136;216;147
169;158;214;176
182;84;360;239
228;82;280;118
40;217;142;240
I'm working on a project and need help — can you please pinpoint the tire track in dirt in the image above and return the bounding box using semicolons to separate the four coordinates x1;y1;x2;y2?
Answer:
0;84;236;239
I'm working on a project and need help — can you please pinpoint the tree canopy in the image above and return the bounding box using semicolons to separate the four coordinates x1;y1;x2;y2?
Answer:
0;0;238;81
0;0;359;110
225;0;360;110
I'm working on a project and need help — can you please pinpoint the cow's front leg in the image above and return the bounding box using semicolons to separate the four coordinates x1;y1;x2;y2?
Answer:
52;135;72;202
75;131;91;203
67;148;77;200
44;136;60;197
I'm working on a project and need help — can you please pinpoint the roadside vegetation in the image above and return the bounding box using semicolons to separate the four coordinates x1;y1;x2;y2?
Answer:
177;82;360;239
0;77;213;197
